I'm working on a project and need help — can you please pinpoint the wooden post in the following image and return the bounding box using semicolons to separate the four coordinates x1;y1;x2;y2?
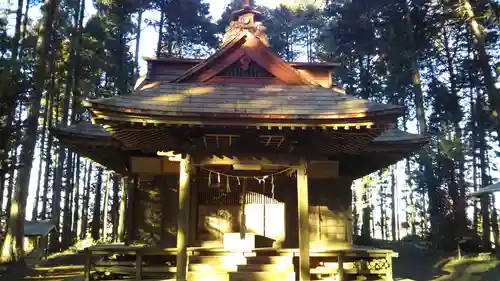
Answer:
135;250;143;281
176;155;191;281
337;251;345;281
297;164;310;281
83;248;91;281
125;176;138;245
385;253;393;281
239;178;247;239
189;170;199;245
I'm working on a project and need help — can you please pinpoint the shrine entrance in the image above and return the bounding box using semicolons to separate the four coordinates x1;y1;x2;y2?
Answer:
195;168;287;247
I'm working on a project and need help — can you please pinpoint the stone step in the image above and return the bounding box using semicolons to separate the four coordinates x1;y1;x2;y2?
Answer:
245;255;294;265
237;263;294;272
228;271;295;281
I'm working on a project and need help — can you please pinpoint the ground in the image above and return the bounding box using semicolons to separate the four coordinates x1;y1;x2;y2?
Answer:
392;241;500;281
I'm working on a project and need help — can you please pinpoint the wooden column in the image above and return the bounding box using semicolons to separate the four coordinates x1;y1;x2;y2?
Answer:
125;175;138;245
239;178;247;239
188;170;199;245
176;155;192;281
297;164;310;281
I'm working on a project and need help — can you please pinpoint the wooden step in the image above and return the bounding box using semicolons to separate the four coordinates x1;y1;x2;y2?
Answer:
93;265;176;273
237;263;294;272
253;250;293;257
189;255;246;266
228;271;295;281
23;272;83;281
188;271;229;281
245;255;293;265
188;263;238;272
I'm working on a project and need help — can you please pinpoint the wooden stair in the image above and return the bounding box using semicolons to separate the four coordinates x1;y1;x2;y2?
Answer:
230;252;295;281
187;251;248;281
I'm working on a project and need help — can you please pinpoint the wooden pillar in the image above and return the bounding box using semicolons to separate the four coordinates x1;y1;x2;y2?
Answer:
297;164;310;281
176;155;191;281
126;175;138;245
337;252;345;281
385;253;393;281
239;178;247;239
189;170;199;245
83;248;91;281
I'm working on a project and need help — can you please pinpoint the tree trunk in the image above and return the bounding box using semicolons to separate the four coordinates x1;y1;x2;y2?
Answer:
401;0;438;242
2;106;21;231
442;25;467;237
0;0;59;262
117;177;127;242
91;168;103;241
491;198;499;248
32;92;51;220
80;162;92;240
71;156;80;242
0;0;24;206
135;6;143;80
40;69;56;220
156;9;165;57
111;175;120;240
391;166;397;241
361;181;371;243
478;98;491;250
460;0;500;146
61;151;74;248
101;172;111;241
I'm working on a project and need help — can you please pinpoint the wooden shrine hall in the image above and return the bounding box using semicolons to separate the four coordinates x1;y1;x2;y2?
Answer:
52;3;427;281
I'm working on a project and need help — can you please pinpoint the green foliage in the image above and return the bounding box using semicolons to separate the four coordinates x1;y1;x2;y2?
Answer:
150;0;217;58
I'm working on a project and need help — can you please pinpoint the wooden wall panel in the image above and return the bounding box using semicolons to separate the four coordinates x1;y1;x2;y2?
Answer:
134;175;179;246
307;177;353;249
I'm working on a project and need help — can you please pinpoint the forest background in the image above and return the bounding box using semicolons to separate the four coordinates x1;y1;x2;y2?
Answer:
0;0;499;263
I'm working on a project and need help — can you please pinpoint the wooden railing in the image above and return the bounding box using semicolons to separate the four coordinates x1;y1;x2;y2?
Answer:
83;244;180;281
83;244;397;281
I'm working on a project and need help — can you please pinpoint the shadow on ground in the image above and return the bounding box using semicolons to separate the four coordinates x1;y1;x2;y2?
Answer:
393;243;500;281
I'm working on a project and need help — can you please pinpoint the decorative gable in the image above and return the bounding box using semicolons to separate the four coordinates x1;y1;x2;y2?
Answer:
216;56;274;78
172;5;319;86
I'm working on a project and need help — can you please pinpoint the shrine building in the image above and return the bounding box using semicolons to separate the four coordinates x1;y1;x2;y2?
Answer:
53;4;427;281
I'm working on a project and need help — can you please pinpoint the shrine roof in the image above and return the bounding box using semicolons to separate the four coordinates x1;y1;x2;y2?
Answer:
84;83;404;122
53;123;425;148
52;122;427;177
51;123;129;173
